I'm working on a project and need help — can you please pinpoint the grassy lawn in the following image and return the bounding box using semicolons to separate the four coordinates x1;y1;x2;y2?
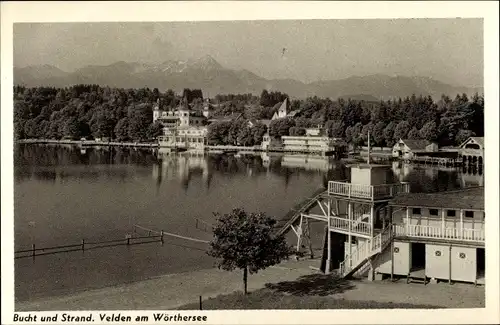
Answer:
177;288;439;310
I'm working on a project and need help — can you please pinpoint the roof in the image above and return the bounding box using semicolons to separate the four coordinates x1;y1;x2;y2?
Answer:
287;110;300;117
459;136;484;149
278;98;289;112
260;119;272;127
389;187;484;210
399;139;433;150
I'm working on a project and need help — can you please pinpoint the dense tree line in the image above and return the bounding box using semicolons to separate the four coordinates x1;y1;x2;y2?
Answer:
264;93;484;147
207;119;267;146
181;88;203;103
259;90;289;108
13;85;185;141
14;84;484;148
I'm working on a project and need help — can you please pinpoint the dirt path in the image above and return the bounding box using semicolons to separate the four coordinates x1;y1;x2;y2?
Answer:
16;258;484;311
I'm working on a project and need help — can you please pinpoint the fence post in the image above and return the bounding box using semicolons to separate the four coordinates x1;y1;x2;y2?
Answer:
161;230;164;244
199;296;202;310
127;237;130;245
32;244;35;259
82;239;85;251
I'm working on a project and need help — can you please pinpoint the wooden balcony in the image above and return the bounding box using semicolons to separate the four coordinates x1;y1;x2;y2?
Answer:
328;181;410;200
393;224;484;243
329;215;372;238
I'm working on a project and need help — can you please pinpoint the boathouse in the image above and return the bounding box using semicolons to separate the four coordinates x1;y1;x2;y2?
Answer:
392;139;439;159
458;137;484;166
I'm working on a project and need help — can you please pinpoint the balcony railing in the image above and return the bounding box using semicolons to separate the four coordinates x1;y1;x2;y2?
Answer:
329;216;372;236
393;224;484;243
328;181;410;200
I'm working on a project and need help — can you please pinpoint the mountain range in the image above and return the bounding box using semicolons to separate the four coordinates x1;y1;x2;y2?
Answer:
14;55;482;100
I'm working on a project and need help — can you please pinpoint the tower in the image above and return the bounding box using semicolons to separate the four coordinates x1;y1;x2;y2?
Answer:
297;162;409;278
203;98;211;118
153;98;161;123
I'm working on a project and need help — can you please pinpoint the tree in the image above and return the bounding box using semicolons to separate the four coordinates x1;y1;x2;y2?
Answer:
147;122;164;140
251;123;267;145
407;127;420;140
393;120;410;142
207;121;231;145
237;126;254;146
269;117;295;138
419;121;438;142
325;120;344;138
62;116;80;139
207;208;291;294
114;118;130;141
372;121;386;147
289;126;306;136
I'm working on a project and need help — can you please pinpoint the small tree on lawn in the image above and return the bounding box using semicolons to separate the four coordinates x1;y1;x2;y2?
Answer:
207;208;292;294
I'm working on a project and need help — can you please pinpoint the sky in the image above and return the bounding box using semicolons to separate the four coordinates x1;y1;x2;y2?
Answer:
13;19;483;88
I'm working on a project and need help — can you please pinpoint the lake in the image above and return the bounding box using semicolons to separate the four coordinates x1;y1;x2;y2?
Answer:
13;144;483;302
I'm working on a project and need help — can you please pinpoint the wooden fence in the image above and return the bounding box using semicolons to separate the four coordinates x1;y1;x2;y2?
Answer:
14;234;163;259
15;225;210;259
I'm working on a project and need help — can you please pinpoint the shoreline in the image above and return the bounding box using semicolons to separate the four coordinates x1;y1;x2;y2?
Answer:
15;258;317;311
15;257;485;311
15;139;342;156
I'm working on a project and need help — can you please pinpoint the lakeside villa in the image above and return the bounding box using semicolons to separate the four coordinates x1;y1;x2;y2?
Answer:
391;137;484;167
297;162;485;285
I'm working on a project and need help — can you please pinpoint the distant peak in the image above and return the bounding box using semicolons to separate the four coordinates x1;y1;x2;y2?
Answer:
189;55;223;70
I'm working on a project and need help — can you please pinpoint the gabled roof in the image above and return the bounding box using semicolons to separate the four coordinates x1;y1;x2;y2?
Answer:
287;110;300;117
389;187;484;210
278;98;288;112
399;139;433;150
459;137;484;149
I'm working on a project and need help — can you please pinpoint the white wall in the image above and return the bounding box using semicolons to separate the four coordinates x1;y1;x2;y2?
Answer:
396;208;484;231
393;241;411;275
374;241;410;276
451;246;476;283
350;167;371;185
425;244;450;281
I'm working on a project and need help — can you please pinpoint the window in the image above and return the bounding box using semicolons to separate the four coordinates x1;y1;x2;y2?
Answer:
412;208;421;215
447;210;456;217
430;209;439;216
465;211;474;218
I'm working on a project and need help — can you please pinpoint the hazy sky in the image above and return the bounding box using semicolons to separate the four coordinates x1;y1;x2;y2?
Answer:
14;19;483;87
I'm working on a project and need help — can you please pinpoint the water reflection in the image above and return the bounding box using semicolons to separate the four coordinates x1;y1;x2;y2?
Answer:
15;144;482;193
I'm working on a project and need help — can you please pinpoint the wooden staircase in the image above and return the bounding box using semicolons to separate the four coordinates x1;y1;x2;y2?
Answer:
338;225;392;278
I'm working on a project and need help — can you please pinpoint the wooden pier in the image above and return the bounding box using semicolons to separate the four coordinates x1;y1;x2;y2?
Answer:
405;156;460;167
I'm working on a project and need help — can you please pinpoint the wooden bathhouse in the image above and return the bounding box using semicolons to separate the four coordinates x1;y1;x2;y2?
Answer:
295;162;485;285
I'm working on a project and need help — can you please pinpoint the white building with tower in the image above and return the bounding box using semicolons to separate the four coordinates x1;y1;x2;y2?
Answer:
153;98;210;150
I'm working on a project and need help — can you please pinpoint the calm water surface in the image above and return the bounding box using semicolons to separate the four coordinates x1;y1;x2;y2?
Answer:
14;144;483;302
